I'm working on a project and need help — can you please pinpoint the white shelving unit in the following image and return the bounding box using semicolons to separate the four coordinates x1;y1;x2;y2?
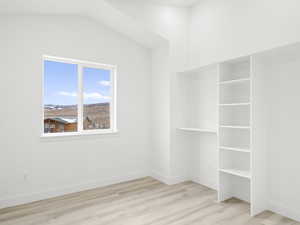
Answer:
219;125;250;129
219;78;250;85
220;103;250;127
218;56;253;206
175;65;218;132
220;146;250;153
177;128;217;133
174;64;219;190
220;168;251;179
173;43;300;217
219;102;250;106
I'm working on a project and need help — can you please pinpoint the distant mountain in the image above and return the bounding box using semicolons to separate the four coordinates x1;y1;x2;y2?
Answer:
44;103;110;119
44;104;77;110
44;103;110;129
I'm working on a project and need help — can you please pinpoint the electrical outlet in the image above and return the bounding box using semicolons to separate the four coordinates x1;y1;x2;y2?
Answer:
23;173;28;181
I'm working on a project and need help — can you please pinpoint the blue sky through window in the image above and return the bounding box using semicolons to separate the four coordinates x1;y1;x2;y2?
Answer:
83;67;111;104
44;60;111;106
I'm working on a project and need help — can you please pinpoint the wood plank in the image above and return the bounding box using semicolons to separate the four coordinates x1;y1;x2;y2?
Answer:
0;177;298;225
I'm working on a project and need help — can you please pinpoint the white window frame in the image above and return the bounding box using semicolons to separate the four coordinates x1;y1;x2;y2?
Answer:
42;55;118;137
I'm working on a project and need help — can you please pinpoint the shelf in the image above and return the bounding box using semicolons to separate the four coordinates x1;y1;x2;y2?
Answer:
219;127;250;150
219;102;251;106
177;128;217;133
220;125;250;129
220;146;250;153
219;78;250;85
219;169;251;179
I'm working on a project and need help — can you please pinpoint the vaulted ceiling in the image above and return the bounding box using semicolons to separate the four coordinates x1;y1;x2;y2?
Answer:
0;0;197;48
0;0;168;48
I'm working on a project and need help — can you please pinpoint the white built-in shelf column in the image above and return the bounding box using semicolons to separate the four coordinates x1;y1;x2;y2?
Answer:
177;128;217;133
218;56;252;206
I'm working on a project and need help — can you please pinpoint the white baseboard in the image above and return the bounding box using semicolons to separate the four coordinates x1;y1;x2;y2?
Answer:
168;175;189;185
269;201;300;222
0;171;147;209
191;177;217;191
150;171;189;185
150;171;170;184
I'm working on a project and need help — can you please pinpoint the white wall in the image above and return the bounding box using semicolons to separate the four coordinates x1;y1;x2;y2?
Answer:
150;45;171;182
106;0;190;182
266;59;300;221
189;0;300;67
254;49;300;221
0;15;151;208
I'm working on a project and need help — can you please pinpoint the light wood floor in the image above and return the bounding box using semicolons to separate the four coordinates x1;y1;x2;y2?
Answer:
0;177;299;225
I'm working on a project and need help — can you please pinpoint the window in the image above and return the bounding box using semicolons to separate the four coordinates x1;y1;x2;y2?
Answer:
43;56;117;136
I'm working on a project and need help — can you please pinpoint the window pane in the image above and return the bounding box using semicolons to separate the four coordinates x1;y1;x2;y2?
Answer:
83;67;111;130
44;60;78;133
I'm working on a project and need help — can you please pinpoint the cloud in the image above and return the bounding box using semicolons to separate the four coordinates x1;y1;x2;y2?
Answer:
98;80;111;86
58;91;110;100
84;92;111;100
58;91;77;97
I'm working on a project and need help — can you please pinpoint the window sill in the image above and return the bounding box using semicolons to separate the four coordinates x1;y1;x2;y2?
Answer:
40;129;119;141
